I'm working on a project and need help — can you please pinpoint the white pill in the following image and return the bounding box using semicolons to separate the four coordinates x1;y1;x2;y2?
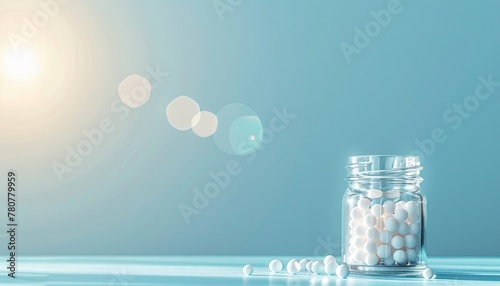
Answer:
349;219;357;229
364;214;377;227
367;189;383;198
350;236;365;249
371;204;384;217
405;201;419;214
349;246;356;255
357;198;371;209
354;225;367;237
311;260;324;274
323;255;336;265
383;256;395;265
243;264;253;275
363;208;372;217
393;250;407;265
364;241;377;253
379;230;393;244
396;201;406;209
364;253;379;266
405;234;418;248
324;261;338;275
422;267;434;279
383;201;396;214
385;216;399;232
391;235;405;249
409;213;420;223
287;260;300;274
398;223;409;235
406;248;418;263
299;259;310;271
394;209;408;222
350;207;363;220
385;189;400;198
353;249;366;262
306;260;313;272
269;259;283;273
365;227;379;241
410;223;420;235
336;264;350;278
376;245;392;259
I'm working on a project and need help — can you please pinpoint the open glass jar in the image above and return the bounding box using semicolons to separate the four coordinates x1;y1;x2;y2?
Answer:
342;155;427;276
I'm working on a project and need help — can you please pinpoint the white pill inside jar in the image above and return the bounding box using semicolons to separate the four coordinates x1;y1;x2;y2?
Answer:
379;230;393;244
350;207;363;220
405;201;419;214
406;248;418;263
391;235;405;249
410;223;420;235
354;225;367;237
384;217;399;232
383;256;395;266
405;234;418;248
396;201;406;209
394;209;408;222
409;213;420;223
353;249;366;262
376;245;392;259
367;189;383;198
365;253;379;266
382;201;396;214
364;241;377;253
365;227;379;241
357;198;371;209
398;222;410;235
364;214;377;227
371;204;384;217
393;250;407;264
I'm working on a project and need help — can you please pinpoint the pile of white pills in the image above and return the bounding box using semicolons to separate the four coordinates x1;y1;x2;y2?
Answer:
347;196;422;266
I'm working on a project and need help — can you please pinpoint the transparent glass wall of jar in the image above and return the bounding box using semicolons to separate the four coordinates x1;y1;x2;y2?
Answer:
342;155;427;276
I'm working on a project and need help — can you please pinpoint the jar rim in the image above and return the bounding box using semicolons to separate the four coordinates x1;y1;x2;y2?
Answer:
345;155;423;184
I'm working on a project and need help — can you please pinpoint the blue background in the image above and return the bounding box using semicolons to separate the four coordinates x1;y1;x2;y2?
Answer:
2;0;500;257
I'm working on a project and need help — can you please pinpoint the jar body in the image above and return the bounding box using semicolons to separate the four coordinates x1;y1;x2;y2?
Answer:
342;155;427;276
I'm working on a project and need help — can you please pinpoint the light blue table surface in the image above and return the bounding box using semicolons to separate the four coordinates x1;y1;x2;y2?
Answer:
2;256;499;285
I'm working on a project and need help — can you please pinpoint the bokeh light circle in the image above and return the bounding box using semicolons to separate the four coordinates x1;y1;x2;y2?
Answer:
166;96;200;131
191;111;218;138
118;74;152;108
214;103;263;156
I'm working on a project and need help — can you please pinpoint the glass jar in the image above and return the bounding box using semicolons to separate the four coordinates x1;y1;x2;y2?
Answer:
342;155;427;276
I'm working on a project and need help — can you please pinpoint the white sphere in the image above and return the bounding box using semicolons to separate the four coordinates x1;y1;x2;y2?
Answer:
385;216;399;232
405;234;418;248
379;230;393;244
422;267;434;279
383;201;396;214
364;214;377;227
286;260;300;274
336;264;350;278
306;260;313;272
406;248;418;263
243;264;253;275
269;260;283;273
323;255;336;265
324;261;338;275
365;253;379;266
405;201;419;214
394;209;408;222
353;249;366;262
396;201;406;209
367;189;383;199
357;198;371;209
371;204;384;217
311;260;324;274
398;222;410;235
376;245;392;259
410;223;420;235
365;227;379;241
299;259;310;271
391;235;405;249
383;256;395;266
393;249;407;265
351;236;365;249
386;189;401;199
350;207;363;220
364;241;377;253
409;213;420;223
354;225;367;237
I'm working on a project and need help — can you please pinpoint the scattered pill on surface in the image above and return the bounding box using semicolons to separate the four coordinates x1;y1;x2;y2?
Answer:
324;261;338;275
323;255;336;265
243;264;253;275
312;261;324;274
299;259;310;271
393;250;407;265
379;230;393;244
405;201;419;214
383;201;396;214
357;198;371;209
365;227;379;241
364;214;377;227
371;204;384;217
391;235;405;249
269;260;283;273
336;264;350;278
394;209;408;222
287;260;300;274
306;260;313;272
422;267;434;279
376;245;392;259
384;216;399;232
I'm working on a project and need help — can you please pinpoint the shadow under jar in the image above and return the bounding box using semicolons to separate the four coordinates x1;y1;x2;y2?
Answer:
342;155;427;276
